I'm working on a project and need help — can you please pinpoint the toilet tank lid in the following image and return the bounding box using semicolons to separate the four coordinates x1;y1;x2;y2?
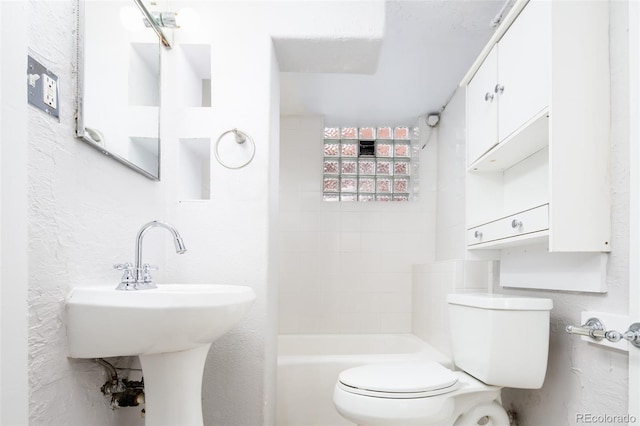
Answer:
447;293;553;311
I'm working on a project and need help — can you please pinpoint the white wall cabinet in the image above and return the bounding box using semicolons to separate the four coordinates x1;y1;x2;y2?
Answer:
467;0;549;166
462;0;611;253
467;46;498;164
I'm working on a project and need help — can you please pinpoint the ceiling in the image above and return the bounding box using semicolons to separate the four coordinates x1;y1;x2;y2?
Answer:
279;0;508;127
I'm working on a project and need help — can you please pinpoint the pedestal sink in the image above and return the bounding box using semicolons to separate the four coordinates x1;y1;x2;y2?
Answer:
66;284;255;426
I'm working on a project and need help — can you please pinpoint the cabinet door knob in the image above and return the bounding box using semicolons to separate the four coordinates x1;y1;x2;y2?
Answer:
494;84;505;94
484;92;494;102
511;219;523;229
474;230;483;239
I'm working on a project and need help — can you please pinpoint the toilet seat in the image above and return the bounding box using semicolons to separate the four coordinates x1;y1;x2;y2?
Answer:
337;362;460;399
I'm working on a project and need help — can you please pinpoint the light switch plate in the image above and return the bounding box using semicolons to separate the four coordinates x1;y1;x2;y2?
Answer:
27;55;59;119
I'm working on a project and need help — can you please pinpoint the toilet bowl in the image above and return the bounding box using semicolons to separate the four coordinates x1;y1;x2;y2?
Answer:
334;362;508;426
333;293;553;426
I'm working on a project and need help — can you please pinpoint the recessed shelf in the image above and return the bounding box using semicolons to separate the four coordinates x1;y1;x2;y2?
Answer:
128;137;159;178
179;138;211;201
179;44;212;108
128;43;160;107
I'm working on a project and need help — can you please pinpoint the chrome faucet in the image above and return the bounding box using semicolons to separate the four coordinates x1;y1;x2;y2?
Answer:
114;220;187;290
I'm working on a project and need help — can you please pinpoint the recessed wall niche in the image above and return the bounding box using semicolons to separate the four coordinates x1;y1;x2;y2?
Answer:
128;137;159;177
179;138;211;201
128;43;160;107
179;44;212;107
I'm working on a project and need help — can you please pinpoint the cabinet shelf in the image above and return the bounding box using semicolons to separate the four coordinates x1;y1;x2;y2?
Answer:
468;108;549;172
467;231;549;250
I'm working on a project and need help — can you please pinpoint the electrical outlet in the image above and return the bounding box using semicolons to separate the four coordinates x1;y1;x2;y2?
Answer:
27;55;59;119
42;73;57;109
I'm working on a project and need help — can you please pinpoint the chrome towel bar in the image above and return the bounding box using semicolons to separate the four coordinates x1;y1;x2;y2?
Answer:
566;317;640;348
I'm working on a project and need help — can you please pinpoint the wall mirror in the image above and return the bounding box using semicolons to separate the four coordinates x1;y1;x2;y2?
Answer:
76;0;172;180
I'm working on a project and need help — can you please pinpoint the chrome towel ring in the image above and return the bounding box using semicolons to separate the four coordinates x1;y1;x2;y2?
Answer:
214;128;256;169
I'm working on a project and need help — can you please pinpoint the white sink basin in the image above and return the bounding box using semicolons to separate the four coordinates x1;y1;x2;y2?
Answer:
66;284;255;358
65;284;255;426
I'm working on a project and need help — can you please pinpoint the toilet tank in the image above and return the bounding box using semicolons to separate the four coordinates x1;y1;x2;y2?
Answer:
447;293;552;389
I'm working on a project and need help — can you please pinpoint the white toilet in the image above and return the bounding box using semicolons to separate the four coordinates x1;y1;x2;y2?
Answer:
333;293;553;426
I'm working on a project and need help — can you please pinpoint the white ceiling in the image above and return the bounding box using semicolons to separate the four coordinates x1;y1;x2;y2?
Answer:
279;0;508;127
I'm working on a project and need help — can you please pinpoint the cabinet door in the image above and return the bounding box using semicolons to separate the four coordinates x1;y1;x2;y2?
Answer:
497;0;550;140
466;45;498;166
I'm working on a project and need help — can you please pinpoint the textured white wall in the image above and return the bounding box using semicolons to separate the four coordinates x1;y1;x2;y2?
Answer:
431;2;632;424
1;1;29;424
278;116;437;334
27;2;167;424
1;5;3;419
629;0;640;418
25;1;279;424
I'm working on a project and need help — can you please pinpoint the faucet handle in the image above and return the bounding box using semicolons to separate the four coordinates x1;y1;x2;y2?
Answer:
114;263;135;290
114;262;133;271
141;264;159;284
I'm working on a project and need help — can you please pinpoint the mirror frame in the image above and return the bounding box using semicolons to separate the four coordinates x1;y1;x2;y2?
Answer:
75;0;171;181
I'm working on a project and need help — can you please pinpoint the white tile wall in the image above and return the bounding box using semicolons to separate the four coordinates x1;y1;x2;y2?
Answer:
411;259;494;356
279;116;437;334
435;88;468;261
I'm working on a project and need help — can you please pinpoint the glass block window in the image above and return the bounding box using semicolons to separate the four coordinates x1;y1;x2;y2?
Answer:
322;126;418;202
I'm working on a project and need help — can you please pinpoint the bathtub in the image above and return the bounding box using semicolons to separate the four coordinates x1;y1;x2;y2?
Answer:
276;334;453;426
